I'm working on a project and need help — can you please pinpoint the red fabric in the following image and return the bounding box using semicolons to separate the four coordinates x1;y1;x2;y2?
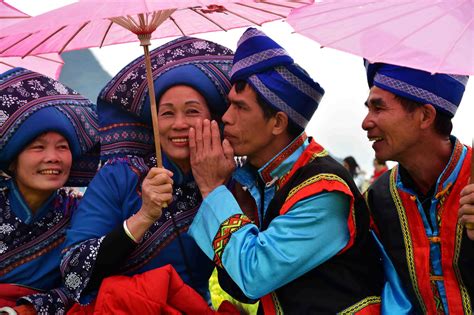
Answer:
0;283;39;307
439;147;471;314
354;302;380;314
67;265;240;315
370;167;388;183
399;189;437;314
260;294;277;315
396;146;471;314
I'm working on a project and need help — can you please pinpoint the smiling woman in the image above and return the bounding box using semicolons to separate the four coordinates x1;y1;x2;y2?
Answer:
0;67;99;314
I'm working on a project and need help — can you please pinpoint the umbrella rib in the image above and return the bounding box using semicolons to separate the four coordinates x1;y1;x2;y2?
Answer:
256;0;297;10
224;8;263;26
59;21;90;54
100;20;113;48
190;8;227;32
22;26;67;57
168;16;185;36
291;0;380;20
434;14;474;73
0;33;32;54
0;60;15;68
35;55;64;65
234;3;286;18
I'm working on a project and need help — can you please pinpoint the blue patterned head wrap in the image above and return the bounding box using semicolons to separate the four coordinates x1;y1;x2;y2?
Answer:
230;28;325;129
365;61;468;118
0;68;100;186
98;36;233;160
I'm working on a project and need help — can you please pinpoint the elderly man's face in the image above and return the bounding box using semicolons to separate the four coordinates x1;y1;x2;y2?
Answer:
362;86;422;163
222;84;277;167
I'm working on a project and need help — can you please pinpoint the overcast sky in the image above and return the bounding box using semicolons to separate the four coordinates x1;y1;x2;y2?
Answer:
6;1;473;176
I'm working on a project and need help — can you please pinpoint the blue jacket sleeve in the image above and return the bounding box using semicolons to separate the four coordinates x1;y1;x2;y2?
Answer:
64;160;141;250
189;185;350;299
371;231;413;314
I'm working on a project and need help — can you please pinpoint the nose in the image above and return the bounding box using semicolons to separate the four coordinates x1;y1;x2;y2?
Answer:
361;112;374;131
222;106;234;126
172;112;189;129
44;147;61;163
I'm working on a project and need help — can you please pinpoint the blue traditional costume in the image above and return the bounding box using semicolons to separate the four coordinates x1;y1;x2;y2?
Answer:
0;68;99;314
189;28;384;314
61;37;234;305
365;63;473;314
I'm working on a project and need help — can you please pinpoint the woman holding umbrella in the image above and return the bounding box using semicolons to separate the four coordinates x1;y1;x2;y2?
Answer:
0;68;100;314
61;37;234;309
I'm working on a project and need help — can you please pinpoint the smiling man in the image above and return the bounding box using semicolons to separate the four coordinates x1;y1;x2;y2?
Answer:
363;62;473;314
188;28;384;314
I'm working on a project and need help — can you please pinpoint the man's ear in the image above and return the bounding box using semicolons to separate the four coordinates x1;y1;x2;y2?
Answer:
419;104;437;130
272;112;289;136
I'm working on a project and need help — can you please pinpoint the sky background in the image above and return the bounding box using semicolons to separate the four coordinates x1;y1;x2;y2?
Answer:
6;0;473;177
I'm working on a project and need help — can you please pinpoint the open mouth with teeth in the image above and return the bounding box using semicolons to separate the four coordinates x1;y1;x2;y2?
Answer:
369;136;384;142
38;169;62;175
171;137;188;144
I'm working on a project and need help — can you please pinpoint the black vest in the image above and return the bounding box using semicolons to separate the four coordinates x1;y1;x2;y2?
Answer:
258;154;384;314
367;170;474;314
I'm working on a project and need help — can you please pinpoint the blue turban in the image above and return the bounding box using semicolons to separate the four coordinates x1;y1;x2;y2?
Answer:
365;61;468;118
97;36;233;161
0;68;100;186
230;28;325;129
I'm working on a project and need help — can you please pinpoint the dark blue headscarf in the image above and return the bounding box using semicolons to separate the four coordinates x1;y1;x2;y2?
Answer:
97;36;233;161
0;68;99;186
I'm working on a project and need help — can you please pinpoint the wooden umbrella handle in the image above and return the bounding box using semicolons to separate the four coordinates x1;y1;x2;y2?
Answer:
141;43;163;168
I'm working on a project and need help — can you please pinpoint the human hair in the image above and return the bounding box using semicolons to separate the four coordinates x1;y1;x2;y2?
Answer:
234;80;304;138
394;95;452;137
373;158;387;167
343;156;360;178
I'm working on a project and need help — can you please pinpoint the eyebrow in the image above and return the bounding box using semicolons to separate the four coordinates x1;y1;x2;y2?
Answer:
364;97;385;107
159;100;202;108
230;99;247;107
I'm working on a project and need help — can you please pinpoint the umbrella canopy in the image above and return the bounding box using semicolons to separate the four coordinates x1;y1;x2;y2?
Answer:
0;0;308;56
287;0;474;75
0;0;310;167
0;0;63;78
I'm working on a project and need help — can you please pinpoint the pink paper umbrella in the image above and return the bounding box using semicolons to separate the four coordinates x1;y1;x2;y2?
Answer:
288;0;474;76
0;0;64;79
288;0;474;183
0;0;309;166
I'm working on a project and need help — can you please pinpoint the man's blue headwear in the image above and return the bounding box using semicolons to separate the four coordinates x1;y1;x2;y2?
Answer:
365;61;468;118
230;28;325;129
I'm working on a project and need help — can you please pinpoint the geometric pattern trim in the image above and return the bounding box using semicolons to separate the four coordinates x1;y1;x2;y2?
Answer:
338;295;381;314
375;73;458;116
212;214;251;268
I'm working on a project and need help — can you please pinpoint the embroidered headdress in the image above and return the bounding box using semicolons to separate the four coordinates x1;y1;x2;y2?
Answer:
230;28;325;129
365;61;468;117
98;36;233;160
0;68;99;186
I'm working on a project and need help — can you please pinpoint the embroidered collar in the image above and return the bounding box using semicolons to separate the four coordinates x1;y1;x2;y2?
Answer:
233;132;308;189
3;177;57;224
397;136;466;200
260;132;308;183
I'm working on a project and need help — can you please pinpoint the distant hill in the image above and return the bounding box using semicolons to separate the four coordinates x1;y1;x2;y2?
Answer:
59;49;112;103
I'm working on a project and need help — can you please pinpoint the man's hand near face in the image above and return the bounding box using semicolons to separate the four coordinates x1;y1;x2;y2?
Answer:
189;119;236;198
